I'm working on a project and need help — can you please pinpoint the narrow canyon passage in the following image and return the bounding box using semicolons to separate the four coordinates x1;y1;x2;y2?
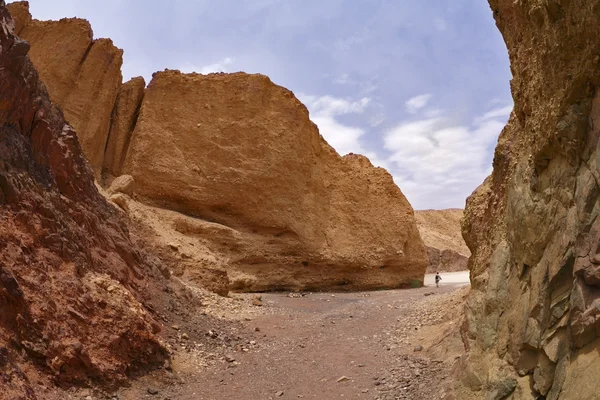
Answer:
118;276;468;400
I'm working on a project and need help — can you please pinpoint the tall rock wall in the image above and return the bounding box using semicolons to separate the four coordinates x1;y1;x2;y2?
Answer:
124;71;427;291
0;3;166;397
7;1;123;175
458;0;600;399
6;3;428;292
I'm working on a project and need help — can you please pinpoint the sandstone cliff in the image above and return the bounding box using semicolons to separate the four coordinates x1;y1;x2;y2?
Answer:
0;4;167;397
6;3;428;293
415;209;469;273
7;1;123;175
122;71;427;291
457;1;600;399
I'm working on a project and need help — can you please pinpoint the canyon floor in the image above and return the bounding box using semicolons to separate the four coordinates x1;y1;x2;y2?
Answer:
84;273;467;400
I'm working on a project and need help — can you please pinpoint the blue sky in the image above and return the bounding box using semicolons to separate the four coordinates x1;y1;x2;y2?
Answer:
14;0;512;210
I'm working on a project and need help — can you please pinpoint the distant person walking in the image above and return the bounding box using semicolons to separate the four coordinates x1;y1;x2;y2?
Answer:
435;272;442;288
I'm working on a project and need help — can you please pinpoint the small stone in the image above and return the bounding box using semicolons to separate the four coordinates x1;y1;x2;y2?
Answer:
337;376;350;383
252;295;263;307
361;389;369;393
171;325;180;331
225;355;236;363
255;327;261;332
276;391;284;397
147;387;159;395
181;333;189;340
414;345;423;352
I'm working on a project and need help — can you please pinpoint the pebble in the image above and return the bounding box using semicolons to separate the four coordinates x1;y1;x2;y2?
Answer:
276;390;284;397
147;387;159;395
337;376;350;383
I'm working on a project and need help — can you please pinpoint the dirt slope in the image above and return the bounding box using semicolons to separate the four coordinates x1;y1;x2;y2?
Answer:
415;209;470;273
457;1;600;399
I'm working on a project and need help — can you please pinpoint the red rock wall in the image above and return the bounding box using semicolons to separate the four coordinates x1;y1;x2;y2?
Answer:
0;4;166;397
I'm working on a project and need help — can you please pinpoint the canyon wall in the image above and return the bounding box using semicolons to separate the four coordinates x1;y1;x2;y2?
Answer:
7;1;123;175
415;209;469;273
122;71;427;291
0;3;167;398
6;2;428;291
457;0;600;399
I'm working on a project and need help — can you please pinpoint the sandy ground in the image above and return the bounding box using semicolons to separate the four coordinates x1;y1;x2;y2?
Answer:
111;278;468;400
424;271;470;286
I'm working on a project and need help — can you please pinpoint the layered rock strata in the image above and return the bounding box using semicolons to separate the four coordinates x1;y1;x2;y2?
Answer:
415;209;470;273
0;4;166;398
457;0;600;399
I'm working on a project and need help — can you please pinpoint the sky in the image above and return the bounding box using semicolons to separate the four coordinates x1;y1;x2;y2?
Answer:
12;0;513;210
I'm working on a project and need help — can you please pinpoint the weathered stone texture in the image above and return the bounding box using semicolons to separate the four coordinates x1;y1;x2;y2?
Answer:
457;0;600;398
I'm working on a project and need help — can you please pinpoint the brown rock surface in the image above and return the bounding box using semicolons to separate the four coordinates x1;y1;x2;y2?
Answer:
456;0;600;399
103;77;146;177
0;4;167;398
415;209;470;273
123;70;427;291
7;1;123;174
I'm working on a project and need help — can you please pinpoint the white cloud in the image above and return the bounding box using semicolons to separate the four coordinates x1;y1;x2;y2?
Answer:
474;104;513;124
405;94;432;114
300;94;389;169
384;104;510;209
433;18;447;32
333;73;353;85
180;57;235;74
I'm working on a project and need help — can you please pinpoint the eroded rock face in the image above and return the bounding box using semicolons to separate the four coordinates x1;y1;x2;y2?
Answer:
415;209;469;273
123;71;427;291
458;1;600;398
0;4;166;398
7;1;123;175
6;4;428;292
103;77;145;177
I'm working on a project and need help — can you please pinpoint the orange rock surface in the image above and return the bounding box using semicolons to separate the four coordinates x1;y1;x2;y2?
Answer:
7;1;123;174
7;3;428;292
124;71;427;291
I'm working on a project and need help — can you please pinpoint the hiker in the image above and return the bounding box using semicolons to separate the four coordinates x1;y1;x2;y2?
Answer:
435;272;442;288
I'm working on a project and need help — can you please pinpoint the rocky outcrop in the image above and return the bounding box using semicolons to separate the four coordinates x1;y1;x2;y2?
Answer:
103;77;145;177
415;209;470;273
457;1;600;399
0;4;166;398
6;1;123;175
6;4;428;292
123;71;427;291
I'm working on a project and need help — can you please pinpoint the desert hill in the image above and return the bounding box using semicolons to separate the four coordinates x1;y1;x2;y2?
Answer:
415;209;470;273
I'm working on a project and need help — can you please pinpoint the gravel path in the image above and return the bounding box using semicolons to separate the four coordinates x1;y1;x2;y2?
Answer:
114;278;468;400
